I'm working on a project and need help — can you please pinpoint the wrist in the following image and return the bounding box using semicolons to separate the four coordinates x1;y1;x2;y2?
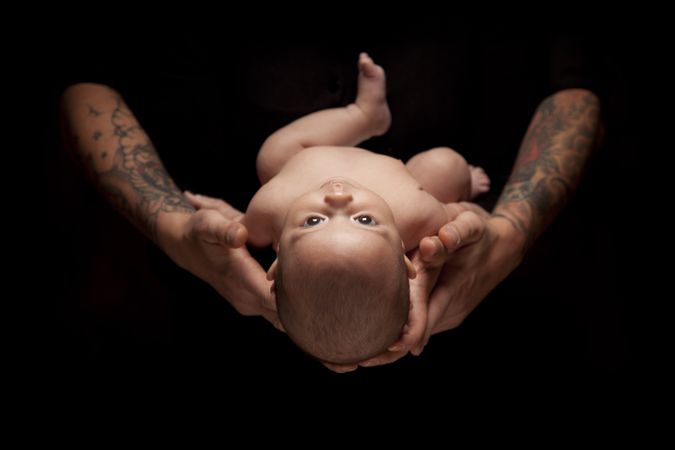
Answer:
488;214;526;268
156;211;193;263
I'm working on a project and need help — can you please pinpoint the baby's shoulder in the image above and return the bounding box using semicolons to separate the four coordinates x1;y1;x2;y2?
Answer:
243;181;287;247
393;190;449;250
247;177;285;216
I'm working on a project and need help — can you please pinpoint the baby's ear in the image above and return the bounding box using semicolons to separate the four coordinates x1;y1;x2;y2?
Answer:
404;254;417;279
266;258;279;281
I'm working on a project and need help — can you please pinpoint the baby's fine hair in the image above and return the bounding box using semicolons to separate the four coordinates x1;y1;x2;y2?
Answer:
275;253;409;364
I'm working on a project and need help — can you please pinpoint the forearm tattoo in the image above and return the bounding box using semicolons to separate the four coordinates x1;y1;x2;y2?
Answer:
493;90;600;252
70;92;194;243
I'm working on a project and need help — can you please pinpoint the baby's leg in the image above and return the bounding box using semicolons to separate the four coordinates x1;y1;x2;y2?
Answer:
406;147;490;203
256;53;391;184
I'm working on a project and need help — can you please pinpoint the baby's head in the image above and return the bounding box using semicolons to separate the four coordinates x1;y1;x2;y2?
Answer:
269;177;416;364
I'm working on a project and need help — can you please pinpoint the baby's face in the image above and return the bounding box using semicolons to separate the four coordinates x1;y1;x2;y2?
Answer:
279;177;402;264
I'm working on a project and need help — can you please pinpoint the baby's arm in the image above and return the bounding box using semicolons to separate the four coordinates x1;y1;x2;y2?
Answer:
406;147;490;202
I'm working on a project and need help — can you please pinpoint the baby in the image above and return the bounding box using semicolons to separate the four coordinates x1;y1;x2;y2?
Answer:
242;53;489;364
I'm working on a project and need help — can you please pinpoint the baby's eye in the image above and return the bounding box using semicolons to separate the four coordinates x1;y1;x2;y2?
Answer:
354;214;376;226
303;216;325;227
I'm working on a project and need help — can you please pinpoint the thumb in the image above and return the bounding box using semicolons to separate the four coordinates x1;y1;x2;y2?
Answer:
438;211;486;252
194;210;248;248
222;222;248;248
418;236;448;267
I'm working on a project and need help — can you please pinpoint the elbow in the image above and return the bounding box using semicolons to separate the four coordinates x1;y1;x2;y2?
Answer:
60;82;118;113
59;82;120;133
551;89;603;153
541;88;601;126
550;88;600;109
59;83;120;157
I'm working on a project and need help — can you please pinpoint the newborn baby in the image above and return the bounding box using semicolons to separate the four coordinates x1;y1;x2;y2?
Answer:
242;53;489;364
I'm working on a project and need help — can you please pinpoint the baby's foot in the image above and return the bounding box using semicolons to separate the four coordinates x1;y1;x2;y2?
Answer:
355;52;391;136
469;165;491;199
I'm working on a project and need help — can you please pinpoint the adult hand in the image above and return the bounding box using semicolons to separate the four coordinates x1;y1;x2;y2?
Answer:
158;191;282;330
321;262;435;372
327;202;524;372
322;246;443;373
409;202;524;354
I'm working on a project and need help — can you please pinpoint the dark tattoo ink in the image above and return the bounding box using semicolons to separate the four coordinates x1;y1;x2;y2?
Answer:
494;90;600;252
87;105;102;117
71;93;194;243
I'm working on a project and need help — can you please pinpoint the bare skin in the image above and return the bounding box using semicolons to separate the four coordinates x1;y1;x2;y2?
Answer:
359;88;602;369
245;53;488;252
242;53;490;368
300;74;602;372
60;83;280;328
61;52;600;373
492;89;601;252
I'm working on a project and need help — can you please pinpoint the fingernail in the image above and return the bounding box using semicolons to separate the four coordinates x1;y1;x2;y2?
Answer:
184;190;193;195
388;345;402;352
445;225;461;246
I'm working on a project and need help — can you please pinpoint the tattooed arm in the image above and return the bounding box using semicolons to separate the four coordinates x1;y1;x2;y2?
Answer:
354;89;602;367
493;88;601;252
60;83;194;244
60;83;280;326
418;88;600;341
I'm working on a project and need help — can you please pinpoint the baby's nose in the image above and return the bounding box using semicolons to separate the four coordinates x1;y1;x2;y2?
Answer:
324;192;354;207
